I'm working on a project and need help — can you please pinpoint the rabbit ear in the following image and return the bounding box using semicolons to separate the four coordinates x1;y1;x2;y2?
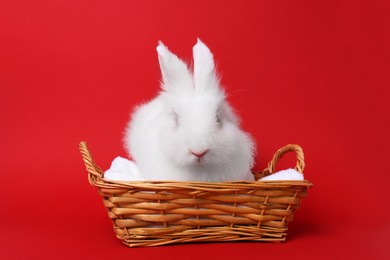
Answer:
156;41;193;94
193;38;219;91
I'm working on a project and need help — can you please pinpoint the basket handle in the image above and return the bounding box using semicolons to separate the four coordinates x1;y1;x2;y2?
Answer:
262;144;305;175
79;141;104;183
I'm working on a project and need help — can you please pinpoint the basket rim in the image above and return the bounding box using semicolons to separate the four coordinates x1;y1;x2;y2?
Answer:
92;178;313;189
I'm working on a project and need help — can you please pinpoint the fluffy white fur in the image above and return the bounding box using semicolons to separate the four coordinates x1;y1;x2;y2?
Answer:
121;39;255;182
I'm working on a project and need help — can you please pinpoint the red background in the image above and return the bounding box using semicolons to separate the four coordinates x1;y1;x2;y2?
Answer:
1;0;389;259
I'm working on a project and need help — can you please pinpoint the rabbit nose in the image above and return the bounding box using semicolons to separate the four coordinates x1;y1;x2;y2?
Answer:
190;149;209;158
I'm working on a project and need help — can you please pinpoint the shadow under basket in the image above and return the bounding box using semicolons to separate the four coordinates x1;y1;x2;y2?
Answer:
79;142;313;247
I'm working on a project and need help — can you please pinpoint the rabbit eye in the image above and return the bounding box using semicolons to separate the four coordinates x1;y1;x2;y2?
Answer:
216;110;223;126
172;111;179;127
216;114;221;124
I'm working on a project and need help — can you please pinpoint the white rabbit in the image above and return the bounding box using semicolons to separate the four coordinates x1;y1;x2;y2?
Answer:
123;39;255;182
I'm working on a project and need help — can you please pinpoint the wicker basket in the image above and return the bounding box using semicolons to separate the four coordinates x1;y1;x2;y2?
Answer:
79;142;313;247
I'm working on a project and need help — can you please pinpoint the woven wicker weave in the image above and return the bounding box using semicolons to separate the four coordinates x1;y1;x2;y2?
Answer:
79;141;313;247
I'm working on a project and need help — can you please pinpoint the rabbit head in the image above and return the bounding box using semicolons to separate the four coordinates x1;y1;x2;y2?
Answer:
125;39;254;181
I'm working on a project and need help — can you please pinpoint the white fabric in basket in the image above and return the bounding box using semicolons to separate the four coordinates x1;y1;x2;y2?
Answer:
104;156;144;181
260;168;304;181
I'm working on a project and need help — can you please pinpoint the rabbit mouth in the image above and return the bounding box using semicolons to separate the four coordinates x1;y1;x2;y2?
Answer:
195;157;205;164
188;156;205;165
187;155;209;166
